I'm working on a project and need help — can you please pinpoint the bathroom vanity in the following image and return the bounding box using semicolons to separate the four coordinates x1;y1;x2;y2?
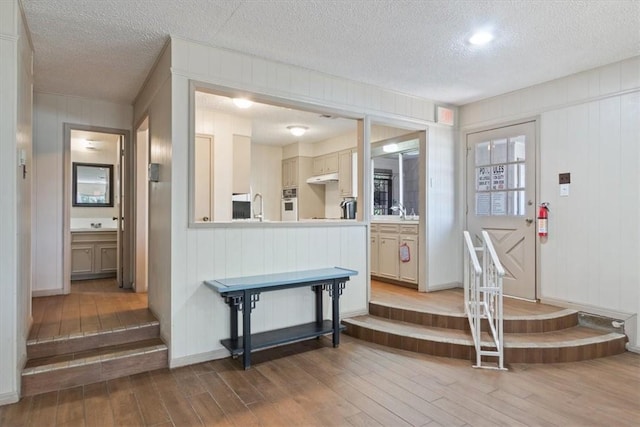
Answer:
70;229;117;280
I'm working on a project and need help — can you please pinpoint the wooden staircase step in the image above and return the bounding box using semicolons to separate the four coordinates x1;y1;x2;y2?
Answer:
27;320;160;359
343;315;627;364
369;301;579;333
21;338;167;396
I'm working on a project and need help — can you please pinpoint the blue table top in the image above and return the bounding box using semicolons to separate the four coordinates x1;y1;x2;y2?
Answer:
204;267;358;293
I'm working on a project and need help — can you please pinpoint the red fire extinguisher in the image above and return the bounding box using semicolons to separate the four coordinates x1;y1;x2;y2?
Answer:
538;203;549;237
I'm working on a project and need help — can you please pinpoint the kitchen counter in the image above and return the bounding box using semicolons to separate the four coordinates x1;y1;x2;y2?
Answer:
371;218;419;225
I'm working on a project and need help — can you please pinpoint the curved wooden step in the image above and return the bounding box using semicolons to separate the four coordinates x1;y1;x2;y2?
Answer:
343;316;627;364
369;300;579;333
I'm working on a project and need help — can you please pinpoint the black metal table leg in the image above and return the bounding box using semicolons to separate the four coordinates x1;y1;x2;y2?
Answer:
242;290;252;369
314;285;323;325
332;279;340;347
229;297;238;342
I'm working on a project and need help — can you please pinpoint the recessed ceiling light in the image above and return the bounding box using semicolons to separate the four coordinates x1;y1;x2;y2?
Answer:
469;31;494;46
287;126;308;137
232;98;253;108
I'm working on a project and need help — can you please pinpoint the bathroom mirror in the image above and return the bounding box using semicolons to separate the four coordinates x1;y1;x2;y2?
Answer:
72;162;114;207
371;134;420;217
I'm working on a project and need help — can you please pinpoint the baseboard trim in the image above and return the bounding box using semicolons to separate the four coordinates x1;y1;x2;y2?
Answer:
0;391;20;406
342;309;368;318
170;348;229;368
32;288;65;297
426;281;462;292
539;297;634;320
627;344;640;354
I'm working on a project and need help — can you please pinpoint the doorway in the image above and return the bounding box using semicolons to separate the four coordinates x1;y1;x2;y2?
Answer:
466;121;537;300
63;124;133;293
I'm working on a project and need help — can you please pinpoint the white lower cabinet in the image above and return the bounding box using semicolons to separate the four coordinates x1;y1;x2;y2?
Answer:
370;223;419;285
71;231;117;279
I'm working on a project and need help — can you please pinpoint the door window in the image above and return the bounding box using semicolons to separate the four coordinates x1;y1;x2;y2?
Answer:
475;135;526;216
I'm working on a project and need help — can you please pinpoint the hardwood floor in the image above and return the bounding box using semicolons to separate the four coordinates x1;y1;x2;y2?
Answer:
2;335;639;426
29;279;152;341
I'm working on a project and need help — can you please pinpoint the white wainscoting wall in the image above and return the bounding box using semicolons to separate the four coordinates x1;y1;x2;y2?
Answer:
0;0;33;404
460;56;640;349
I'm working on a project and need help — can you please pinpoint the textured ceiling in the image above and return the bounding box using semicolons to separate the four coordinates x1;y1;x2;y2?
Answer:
21;0;640;106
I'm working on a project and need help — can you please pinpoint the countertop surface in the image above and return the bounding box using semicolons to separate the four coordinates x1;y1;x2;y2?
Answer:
71;228;118;232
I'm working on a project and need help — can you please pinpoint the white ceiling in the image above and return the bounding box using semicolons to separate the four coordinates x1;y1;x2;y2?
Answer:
21;0;640;107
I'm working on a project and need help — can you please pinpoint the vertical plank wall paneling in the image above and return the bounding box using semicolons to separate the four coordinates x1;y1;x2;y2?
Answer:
32;94;132;294
160;37;453;365
0;0;32;403
460;57;640;349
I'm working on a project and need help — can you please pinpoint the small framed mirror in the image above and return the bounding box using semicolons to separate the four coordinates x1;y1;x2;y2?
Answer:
72;162;114;207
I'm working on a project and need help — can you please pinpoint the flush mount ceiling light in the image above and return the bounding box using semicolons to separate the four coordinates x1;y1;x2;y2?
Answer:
382;143;398;153
287;125;308;137
232;98;253;108
469;31;494;46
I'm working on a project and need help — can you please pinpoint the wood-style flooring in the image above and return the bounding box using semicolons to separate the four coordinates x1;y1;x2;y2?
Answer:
371;280;561;316
2;335;639;426
6;279;638;426
29;279;152;341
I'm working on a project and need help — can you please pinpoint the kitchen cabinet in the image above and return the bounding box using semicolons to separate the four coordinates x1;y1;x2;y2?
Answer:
282;157;298;189
194;134;213;222
338;149;357;197
71;230;117;279
312;152;338;175
370;233;379;275
370;222;419;285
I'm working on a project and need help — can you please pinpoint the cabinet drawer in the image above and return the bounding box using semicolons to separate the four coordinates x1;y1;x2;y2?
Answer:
378;224;399;234
370;224;378;233
71;231;117;243
399;224;418;234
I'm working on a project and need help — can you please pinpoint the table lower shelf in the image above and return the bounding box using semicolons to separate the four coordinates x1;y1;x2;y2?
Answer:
221;320;345;355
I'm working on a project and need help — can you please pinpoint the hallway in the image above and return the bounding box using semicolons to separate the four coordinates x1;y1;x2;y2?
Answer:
28;279;151;341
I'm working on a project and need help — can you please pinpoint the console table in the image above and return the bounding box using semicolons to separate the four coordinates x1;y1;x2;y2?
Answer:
204;267;357;369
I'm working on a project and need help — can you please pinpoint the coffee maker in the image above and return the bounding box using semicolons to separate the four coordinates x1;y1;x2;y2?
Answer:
340;199;357;219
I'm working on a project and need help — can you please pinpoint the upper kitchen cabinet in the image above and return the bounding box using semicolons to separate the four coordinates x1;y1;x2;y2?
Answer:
339;149;357;198
312;152;339;175
282;157;298;189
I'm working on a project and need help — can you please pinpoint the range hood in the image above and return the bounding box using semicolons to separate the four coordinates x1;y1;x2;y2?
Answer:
306;172;339;184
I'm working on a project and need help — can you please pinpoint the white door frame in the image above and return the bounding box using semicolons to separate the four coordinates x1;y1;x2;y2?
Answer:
63;123;133;293
463;117;541;300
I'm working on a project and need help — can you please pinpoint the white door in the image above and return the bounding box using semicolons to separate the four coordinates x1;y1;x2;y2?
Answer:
466;121;537;300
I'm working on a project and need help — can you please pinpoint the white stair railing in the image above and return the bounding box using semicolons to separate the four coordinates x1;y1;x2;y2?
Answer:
463;230;506;370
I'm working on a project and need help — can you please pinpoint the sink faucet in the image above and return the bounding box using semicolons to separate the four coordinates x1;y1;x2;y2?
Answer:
253;193;264;222
390;203;406;220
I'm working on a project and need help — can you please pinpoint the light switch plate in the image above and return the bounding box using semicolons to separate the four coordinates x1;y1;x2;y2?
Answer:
148;163;159;182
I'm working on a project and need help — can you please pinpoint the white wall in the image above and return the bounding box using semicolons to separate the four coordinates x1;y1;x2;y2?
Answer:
460;56;640;349
427;125;460;288
32;93;132;294
134;43;173;343
0;0;32;404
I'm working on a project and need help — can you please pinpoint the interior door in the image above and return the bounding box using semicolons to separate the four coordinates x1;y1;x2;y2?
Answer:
466;121;537;300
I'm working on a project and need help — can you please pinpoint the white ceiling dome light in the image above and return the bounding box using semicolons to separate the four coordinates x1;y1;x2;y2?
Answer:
469;30;494;46
232;98;253;108
287;125;308;137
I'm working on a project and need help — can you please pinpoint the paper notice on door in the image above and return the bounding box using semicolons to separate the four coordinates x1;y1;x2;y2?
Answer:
491;192;507;215
476;193;491;216
476;167;491;191
492;164;506;190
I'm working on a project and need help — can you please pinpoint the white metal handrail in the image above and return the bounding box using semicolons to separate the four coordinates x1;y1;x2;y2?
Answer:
463;230;507;370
